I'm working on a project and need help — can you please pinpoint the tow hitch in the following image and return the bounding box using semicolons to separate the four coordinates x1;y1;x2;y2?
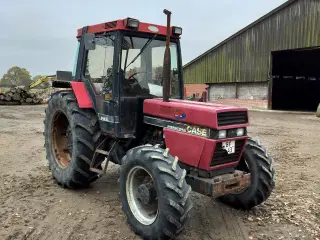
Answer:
186;170;251;198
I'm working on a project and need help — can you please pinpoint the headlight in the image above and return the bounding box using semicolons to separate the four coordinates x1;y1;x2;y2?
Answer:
125;18;140;29
236;128;244;136
172;26;182;35
218;130;227;139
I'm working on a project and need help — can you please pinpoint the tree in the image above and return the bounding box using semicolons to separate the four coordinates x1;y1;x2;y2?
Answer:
0;66;32;86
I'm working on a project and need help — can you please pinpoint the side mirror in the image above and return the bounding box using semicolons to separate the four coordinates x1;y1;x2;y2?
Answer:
173;68;179;75
56;71;73;81
84;33;96;50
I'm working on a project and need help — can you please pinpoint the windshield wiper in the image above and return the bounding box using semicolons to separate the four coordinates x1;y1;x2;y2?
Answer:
125;34;157;71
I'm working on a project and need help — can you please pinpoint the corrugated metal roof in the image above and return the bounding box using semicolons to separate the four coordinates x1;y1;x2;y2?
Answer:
183;0;297;68
183;0;320;84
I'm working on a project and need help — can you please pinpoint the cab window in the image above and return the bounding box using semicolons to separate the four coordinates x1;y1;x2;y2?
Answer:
84;35;115;94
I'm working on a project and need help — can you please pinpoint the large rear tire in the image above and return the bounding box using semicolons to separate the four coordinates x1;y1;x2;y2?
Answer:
44;91;104;188
120;145;193;240
218;138;275;210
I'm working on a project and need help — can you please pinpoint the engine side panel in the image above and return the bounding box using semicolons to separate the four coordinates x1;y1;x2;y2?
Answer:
144;98;249;129
163;128;206;167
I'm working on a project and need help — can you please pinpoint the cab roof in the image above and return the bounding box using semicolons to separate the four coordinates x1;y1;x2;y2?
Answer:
77;18;179;38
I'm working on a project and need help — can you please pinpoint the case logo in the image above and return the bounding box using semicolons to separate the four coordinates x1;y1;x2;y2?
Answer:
166;124;208;137
186;126;207;137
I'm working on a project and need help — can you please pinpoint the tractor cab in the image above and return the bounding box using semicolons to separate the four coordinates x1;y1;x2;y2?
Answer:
67;17;184;138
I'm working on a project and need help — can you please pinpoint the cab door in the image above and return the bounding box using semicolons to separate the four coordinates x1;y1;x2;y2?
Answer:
80;32;119;135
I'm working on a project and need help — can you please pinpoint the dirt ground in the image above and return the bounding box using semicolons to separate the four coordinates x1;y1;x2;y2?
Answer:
0;105;319;240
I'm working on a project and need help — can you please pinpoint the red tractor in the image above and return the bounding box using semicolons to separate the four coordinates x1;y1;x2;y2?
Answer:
44;10;275;239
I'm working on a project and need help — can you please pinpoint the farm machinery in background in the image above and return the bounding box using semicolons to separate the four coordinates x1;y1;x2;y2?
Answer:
0;75;55;105
43;9;275;240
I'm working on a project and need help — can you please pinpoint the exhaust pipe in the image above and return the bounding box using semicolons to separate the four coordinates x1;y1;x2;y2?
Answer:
162;9;171;102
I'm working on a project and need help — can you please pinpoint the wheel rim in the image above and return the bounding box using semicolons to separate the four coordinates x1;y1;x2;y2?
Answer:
51;111;72;168
126;166;158;225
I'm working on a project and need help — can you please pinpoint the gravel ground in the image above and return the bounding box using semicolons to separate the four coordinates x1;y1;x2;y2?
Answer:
0;105;319;240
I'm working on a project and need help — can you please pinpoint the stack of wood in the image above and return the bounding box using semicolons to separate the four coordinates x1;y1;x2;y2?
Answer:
0;87;43;105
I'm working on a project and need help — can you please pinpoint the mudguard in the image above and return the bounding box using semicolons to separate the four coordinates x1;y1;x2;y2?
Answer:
70;82;93;108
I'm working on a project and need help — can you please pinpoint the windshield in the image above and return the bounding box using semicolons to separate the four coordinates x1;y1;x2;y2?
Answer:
121;36;181;98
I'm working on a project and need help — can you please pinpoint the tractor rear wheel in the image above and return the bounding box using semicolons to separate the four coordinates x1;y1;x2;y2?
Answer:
218;138;275;210
120;145;193;240
44;91;104;188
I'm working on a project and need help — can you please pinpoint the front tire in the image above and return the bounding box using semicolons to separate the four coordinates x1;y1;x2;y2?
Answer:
120;145;193;239
218;138;275;210
44;91;104;188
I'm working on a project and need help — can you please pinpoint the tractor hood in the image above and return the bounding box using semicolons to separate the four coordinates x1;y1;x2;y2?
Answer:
143;98;249;129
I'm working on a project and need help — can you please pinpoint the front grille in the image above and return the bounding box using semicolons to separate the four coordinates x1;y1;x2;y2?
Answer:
210;140;245;167
217;111;248;126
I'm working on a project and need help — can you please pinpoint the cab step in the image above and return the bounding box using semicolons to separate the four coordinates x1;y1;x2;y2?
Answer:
89;137;116;176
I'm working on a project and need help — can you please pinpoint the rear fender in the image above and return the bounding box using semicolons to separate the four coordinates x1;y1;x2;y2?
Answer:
48;90;73;104
70;82;93;108
48;82;93;108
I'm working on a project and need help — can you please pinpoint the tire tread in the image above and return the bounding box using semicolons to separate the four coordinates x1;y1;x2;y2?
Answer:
44;91;104;188
218;138;275;210
120;145;192;239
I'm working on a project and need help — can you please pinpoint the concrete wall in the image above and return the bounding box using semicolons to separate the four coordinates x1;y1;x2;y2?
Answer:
208;83;236;100
238;82;268;100
208;82;268;101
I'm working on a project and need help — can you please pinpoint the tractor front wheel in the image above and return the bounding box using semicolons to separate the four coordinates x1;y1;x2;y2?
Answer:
218;138;275;210
120;145;193;239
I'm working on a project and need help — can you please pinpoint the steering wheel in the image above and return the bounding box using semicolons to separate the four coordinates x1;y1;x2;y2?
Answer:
127;72;139;84
127;71;148;83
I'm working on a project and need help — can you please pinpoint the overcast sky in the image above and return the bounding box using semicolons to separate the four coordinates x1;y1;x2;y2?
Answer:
0;0;287;78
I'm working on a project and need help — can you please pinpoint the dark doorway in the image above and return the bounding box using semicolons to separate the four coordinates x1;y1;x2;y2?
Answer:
271;48;320;111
